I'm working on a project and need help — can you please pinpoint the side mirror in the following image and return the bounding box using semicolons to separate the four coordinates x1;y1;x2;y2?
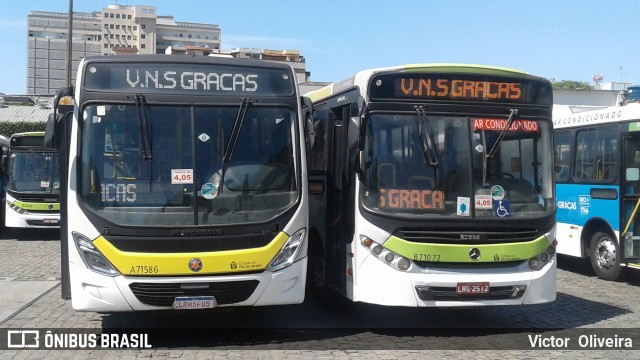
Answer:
301;96;315;149
44;113;63;150
306;115;316;149
301;96;313;114
45;86;74;150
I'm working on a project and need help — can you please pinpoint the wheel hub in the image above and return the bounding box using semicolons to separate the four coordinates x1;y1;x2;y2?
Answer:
596;239;617;269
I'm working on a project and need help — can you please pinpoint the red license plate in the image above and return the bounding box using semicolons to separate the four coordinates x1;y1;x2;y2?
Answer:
456;282;490;295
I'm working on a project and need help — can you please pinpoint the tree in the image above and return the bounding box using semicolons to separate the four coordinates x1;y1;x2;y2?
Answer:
552;80;593;91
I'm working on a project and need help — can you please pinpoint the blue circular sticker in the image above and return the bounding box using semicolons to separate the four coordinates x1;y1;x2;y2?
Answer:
491;185;505;201
201;183;217;200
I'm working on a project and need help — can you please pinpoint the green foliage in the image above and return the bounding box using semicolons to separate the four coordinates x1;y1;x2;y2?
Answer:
0;121;47;138
552;80;593;91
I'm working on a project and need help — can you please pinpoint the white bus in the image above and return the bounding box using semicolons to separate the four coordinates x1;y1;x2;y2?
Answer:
3;131;60;228
46;55;310;311
553;103;640;280
0;134;9;226
305;64;557;306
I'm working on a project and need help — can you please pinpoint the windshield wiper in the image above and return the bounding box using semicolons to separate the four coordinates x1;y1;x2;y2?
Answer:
414;106;439;167
486;108;519;159
134;94;152;160
482;108;519;186
27;149;44;164
218;97;252;195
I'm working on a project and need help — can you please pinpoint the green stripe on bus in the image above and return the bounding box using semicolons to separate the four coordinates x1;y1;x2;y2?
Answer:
12;200;60;211
383;235;549;263
402;63;528;77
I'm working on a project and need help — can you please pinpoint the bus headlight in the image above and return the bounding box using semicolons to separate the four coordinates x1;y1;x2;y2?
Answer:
267;228;305;272
8;201;26;214
72;232;120;277
361;235;413;272
397;257;411;271
528;241;557;271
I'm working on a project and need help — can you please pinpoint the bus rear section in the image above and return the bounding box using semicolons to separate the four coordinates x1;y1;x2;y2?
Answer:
4;132;60;228
306;63;557;307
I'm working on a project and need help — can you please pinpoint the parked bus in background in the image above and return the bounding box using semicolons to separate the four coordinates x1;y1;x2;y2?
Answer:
46;55;310;311
305;64;557;306
3;131;60;228
0;135;9;227
553;103;640;280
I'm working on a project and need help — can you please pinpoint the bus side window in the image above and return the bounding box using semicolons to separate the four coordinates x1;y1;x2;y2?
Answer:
574;126;616;182
553;130;572;183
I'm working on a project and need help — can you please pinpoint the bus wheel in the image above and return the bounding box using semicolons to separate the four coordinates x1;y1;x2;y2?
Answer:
589;232;622;281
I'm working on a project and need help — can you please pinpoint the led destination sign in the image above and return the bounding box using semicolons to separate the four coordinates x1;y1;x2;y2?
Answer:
11;135;44;148
83;63;295;96
369;73;552;105
378;189;445;211
397;78;522;101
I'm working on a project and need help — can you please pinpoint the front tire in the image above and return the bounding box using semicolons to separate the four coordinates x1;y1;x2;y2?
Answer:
589;232;622;281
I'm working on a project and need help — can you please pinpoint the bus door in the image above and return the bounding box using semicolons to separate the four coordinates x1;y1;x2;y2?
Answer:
326;105;351;292
620;133;640;262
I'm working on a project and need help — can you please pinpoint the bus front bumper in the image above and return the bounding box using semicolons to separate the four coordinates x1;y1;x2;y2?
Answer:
353;256;556;307
4;209;60;228
69;258;307;312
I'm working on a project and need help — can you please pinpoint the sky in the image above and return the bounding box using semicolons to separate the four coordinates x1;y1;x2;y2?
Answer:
1;0;639;94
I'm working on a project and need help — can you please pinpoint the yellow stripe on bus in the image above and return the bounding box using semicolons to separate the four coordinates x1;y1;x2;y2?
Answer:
93;232;289;276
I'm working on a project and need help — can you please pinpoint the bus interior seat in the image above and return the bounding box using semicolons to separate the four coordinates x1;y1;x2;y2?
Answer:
408;175;434;188
500;178;537;203
377;162;396;187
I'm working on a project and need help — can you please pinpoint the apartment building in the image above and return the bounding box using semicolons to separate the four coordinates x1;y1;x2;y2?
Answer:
229;48;309;84
27;4;221;95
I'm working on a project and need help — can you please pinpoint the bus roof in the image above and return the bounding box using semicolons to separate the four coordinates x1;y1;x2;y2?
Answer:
80;54;295;72
10;131;45;138
305;63;540;103
553;103;640;129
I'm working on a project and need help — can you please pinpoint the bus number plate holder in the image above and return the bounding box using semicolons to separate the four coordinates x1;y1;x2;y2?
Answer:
172;296;217;310
456;282;490;295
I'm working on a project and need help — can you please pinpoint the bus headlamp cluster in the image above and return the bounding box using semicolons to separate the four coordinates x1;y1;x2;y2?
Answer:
72;232;120;277
8;201;26;214
528;240;557;271
267;228;305;272
361;235;411;271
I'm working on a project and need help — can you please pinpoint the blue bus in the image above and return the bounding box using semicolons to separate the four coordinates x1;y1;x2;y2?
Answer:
553;103;640;280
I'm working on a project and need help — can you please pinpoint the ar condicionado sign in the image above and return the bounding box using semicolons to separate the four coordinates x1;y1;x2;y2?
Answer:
379;189;445;210
473;118;539;132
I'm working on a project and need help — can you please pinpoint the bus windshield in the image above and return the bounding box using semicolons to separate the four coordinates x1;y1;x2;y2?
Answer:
361;113;554;219
8;150;60;194
80;103;298;226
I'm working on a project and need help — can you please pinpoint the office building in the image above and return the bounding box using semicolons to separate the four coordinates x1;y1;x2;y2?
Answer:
27;5;220;95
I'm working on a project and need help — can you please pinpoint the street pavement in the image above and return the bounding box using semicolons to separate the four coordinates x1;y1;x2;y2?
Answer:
1;228;639;358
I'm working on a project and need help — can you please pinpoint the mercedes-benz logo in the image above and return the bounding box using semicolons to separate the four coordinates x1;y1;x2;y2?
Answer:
188;258;203;272
469;248;481;261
